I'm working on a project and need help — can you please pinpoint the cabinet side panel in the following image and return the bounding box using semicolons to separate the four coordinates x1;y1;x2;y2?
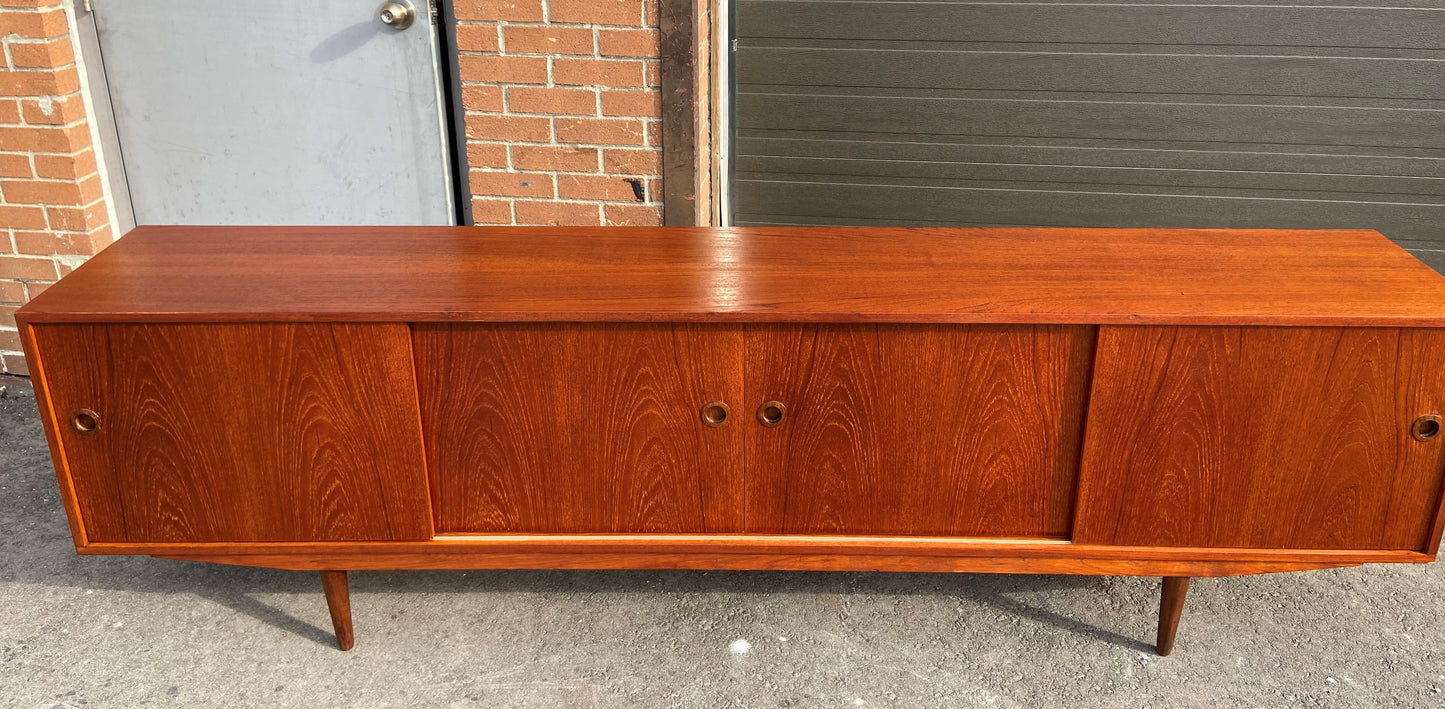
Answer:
17;320;90;546
1075;326;1445;551
33;323;432;543
745;324;1094;537
1383;329;1445;553
414;324;746;533
28;324;128;541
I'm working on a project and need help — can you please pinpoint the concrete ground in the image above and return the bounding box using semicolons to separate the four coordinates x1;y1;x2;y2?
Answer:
2;385;1444;708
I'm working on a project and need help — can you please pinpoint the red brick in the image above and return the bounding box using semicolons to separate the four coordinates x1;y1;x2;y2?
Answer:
0;329;20;352
555;117;644;145
21;94;86;125
647;119;661;147
454;24;499;52
13;232;50;255
511;145;599;172
0;125;86;152
458;55;548;84
601;90;661;117
466;142;509;169
507;87;595;116
598;29;658;57
76;173;103;203
0;100;18;124
0;280;24;304
470;198;513;224
10;37;73;68
0;9;67;38
559;174;645;201
465;114;551;142
88;223;113;249
550;0;643;25
14;229;96;256
647;176;663;201
453;0;543;21
0;68;78;96
0;255;56;280
2;352;27;376
0;0;61;8
0;204;47;229
469;170;555;198
646;59;661;87
34;150;95;180
0;153;31;178
1;179;81;206
503;26;595;55
514;200;601;226
461;85;503;112
605;203;662;226
602;148;660;174
645;0;659;25
45;203;104;231
554;58;645;88
23;281;49;299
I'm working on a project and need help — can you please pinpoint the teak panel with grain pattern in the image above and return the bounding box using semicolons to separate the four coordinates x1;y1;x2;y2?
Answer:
1075;326;1445;551
32;323;432;543
745;324;1094;536
19;226;1445;328
414;324;745;533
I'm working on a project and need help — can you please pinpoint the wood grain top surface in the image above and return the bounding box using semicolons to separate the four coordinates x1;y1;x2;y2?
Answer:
19;225;1445;326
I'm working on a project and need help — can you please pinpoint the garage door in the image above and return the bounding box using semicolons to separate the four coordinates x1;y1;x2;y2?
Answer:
732;0;1445;270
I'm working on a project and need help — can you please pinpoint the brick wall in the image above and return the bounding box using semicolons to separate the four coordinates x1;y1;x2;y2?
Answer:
0;0;111;375
455;0;666;226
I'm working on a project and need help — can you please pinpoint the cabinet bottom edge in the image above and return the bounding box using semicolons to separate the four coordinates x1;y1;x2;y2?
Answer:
70;534;1431;577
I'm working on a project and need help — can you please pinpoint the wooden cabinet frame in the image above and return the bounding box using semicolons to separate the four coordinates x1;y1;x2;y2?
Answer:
19;225;1445;655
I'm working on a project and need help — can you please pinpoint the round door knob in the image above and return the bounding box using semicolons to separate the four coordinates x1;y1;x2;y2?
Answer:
378;1;416;29
756;401;786;427
71;408;100;435
1412;414;1441;441
700;401;730;427
696;398;728;427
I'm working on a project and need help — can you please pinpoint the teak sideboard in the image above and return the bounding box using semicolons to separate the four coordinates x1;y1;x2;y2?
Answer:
18;226;1445;655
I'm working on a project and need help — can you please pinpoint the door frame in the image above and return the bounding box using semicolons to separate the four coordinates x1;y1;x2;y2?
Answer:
658;0;731;226
435;0;474;226
714;0;732;225
70;0;135;235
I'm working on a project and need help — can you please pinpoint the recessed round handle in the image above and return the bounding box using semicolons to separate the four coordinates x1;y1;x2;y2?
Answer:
756;401;786;427
378;0;416;29
71;408;99;435
700;401;730;427
1412;414;1441;441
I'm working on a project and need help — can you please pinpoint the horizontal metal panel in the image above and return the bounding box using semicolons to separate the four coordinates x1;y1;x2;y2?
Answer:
740;47;1445;100
1408;249;1445;273
733;179;1445;241
735;136;1445;178
735;159;1445;197
732;0;1445;252
736;92;1445;149
737;1;1445;50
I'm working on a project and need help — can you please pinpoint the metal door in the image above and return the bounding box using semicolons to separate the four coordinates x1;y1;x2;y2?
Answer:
732;0;1445;269
93;0;455;225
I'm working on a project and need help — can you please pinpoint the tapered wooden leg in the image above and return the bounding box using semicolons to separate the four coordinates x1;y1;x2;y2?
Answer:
320;570;354;651
1156;576;1190;656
